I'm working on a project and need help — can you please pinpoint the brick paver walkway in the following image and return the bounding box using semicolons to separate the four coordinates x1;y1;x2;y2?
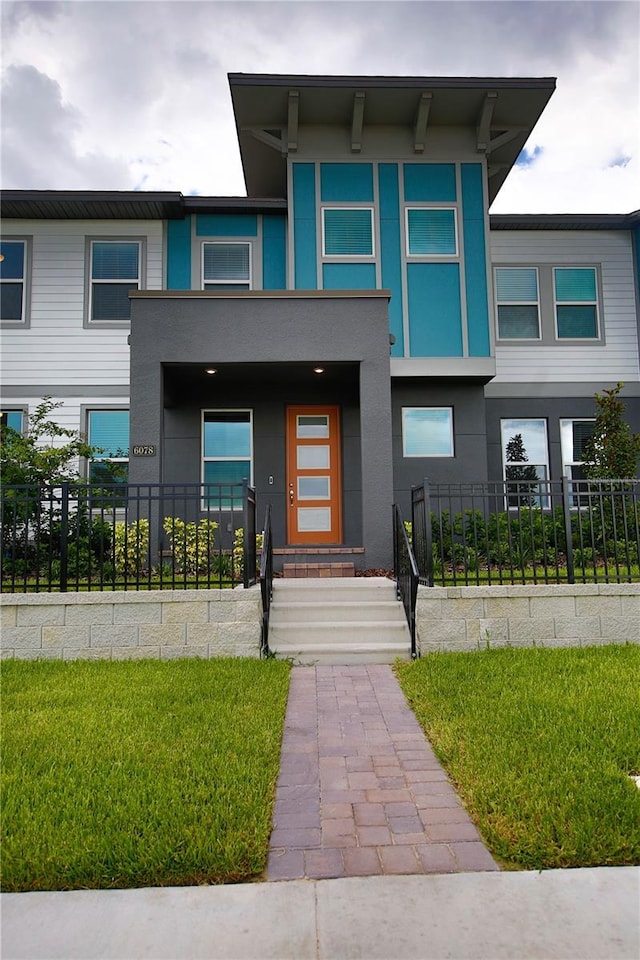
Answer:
267;664;499;880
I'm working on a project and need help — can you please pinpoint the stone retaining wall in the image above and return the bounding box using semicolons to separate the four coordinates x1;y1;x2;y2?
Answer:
0;589;262;661
416;583;640;653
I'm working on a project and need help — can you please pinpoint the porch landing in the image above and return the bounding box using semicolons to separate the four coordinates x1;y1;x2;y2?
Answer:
275;546;364;578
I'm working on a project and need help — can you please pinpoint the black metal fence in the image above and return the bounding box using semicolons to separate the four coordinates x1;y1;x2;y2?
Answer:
1;481;259;592
393;503;419;658
411;478;640;586
259;504;274;657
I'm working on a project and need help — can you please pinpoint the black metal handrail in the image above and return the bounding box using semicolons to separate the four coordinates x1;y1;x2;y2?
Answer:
1;481;257;592
393;503;419;659
411;478;640;587
259;504;273;657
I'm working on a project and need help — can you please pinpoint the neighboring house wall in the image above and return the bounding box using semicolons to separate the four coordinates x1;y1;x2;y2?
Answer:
489;229;640;384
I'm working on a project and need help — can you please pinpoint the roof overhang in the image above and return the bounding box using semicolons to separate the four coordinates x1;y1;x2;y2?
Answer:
0;191;287;220
229;73;556;204
491;210;640;230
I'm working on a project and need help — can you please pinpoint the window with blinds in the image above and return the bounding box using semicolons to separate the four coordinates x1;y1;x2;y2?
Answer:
406;208;457;256
402;408;454;457
88;409;129;484
90;241;140;323
554;268;598;338
202;243;251;289
560;419;595;480
322;208;374;256
495;267;540;339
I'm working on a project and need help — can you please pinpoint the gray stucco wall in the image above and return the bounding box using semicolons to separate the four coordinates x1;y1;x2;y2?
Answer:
391;380;489;517
129;291;394;568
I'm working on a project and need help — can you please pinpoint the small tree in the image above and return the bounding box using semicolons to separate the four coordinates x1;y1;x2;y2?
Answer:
1;397;95;487
583;382;640;480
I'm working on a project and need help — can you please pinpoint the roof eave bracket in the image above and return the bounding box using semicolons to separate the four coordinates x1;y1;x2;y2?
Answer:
413;92;432;153
351;91;365;153
476;91;497;153
288;90;299;154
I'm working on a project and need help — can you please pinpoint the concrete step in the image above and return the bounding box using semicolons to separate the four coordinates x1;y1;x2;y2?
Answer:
273;577;397;605
270;600;406;624
269;620;410;647
267;641;412;665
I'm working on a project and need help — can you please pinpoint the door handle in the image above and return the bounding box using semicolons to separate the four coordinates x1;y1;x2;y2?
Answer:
289;486;294;506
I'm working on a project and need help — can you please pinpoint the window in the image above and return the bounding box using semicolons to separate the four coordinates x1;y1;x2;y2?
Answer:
0;239;28;325
88;410;129;484
202;242;251;289
0;409;24;434
402;408;454;457
495;267;540;339
406;208;457;256
322;208;374;256
89;240;141;323
560;419;595;482
202;411;252;508
501;419;549;507
554;268;598;339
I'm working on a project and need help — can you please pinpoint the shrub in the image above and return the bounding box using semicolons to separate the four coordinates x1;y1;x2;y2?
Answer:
114;520;149;576
163;518;218;575
232;528;264;581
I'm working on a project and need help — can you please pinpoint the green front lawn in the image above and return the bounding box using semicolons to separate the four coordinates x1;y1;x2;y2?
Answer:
396;645;640;869
1;658;290;892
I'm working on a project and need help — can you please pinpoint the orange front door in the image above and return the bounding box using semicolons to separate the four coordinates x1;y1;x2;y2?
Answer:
286;405;342;544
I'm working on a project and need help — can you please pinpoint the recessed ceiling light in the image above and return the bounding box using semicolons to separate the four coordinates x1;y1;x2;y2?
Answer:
205;367;218;375
313;366;325;374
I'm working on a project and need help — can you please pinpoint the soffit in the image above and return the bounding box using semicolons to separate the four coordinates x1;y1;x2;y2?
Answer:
229;73;556;203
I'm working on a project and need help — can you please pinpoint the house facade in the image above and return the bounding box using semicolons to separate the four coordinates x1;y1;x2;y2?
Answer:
1;73;639;570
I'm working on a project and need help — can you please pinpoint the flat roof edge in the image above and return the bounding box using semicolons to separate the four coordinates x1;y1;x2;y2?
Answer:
228;73;557;90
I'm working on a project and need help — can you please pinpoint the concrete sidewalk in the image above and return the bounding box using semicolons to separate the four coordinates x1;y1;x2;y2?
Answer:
2;867;638;959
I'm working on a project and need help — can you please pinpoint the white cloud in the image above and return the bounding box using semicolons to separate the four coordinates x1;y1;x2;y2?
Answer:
1;0;638;211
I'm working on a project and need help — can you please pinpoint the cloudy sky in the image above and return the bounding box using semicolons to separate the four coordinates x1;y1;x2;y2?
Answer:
1;0;638;212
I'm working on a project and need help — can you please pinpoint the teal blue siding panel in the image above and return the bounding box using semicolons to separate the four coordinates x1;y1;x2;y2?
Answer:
262;215;287;289
293;163;317;289
322;263;377;290
461;164;490;357
404;164;457;202
320;163;374;202
196;214;258;237
378;163;404;357
167;217;191;290
407;263;462;356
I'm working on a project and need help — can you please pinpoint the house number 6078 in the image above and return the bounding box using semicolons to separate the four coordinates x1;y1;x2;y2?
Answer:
132;445;156;456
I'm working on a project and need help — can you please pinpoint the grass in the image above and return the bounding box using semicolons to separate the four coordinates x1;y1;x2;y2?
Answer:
1;658;290;892
396;644;640;870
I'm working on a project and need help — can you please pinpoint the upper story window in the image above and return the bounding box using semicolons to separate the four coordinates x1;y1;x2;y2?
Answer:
402;407;454;457
88;409;129;484
501;418;549;507
0;239;29;326
554;268;599;339
406;208;457;257
89;240;141;324
202;242;251;289
495;267;540;340
322;208;374;257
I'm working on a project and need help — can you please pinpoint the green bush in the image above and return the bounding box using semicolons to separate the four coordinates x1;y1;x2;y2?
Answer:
232;528;264;581
114;520;149;576
163;517;218;575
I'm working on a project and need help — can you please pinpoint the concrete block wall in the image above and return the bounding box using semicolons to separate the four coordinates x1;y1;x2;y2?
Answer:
416;584;640;653
0;589;262;661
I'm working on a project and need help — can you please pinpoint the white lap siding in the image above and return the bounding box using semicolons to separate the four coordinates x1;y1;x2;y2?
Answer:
490;230;640;384
0;219;163;390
